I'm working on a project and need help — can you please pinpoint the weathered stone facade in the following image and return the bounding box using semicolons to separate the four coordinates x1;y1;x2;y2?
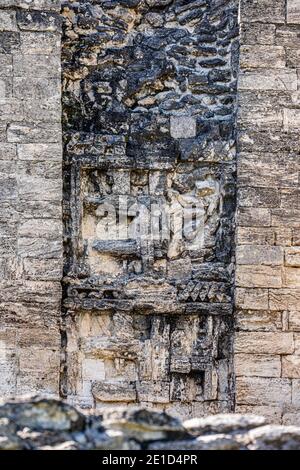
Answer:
235;0;300;425
1;0;300;425
61;0;238;416
0;1;62;397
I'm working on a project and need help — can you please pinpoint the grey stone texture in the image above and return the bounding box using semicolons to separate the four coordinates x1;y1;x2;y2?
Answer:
236;0;300;424
0;1;62;397
61;0;238;416
0;396;300;450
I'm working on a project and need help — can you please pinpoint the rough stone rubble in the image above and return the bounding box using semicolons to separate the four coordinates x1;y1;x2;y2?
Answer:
236;0;300;425
1;397;300;450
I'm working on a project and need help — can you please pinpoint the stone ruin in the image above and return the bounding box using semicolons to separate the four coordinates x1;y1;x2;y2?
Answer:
0;0;300;426
1;396;300;450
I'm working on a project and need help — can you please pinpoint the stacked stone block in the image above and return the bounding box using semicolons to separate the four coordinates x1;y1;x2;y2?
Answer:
236;0;300;424
0;1;62;396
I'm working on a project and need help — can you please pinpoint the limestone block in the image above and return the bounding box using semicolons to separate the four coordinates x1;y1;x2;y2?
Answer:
285;248;300;267
19;162;61;182
0;77;12;99
18;200;62;219
236;377;291;405
286;48;300;67
238;187;280;208
92;381;137;403
23;258;62;281
275;228;293;246
272;209;300;228
289;311;300;331
18;237;62;259
287;0;300;24
236;265;282;288
20;32;60;55
18;347;59;372
283;108;300;131
273;189;299;211
235;354;281;378
18;176;61;201
236;245;283;266
170;116;197;139
0;100;23;123
237;227;274;245
240;23;275;45
0;177;17;202
235;287;269;310
19;219;61;239
237;208;271;227
0;143;16;160
292;379;300;406
240;0;285;24
240;46;285;69
292;229;300;246
16;369;59;396
0;1;60;10
17;143;61;161
235;332;294;354
236;310;282;332
276;26;300;47
16;347;60;395
0;353;17;396
13;54;61;78
23;99;61;123
0;54;12;76
0;10;17;31
7;122;61;143
82;358;105;382
293;333;300;355
283;267;300;287
282;408;300;426
137;381;170;404
269;288;300;310
239;70;297;91
282;355;300;378
238;153;299;188
238;107;283;131
239;129;300;154
13;77;60;101
235;405;282;424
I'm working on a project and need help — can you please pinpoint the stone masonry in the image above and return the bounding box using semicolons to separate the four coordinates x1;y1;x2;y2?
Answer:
0;1;63;397
235;0;300;425
0;0;300;426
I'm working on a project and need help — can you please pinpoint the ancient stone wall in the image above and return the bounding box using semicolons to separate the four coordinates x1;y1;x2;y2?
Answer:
0;0;62;396
235;0;300;425
61;0;238;417
1;0;300;426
